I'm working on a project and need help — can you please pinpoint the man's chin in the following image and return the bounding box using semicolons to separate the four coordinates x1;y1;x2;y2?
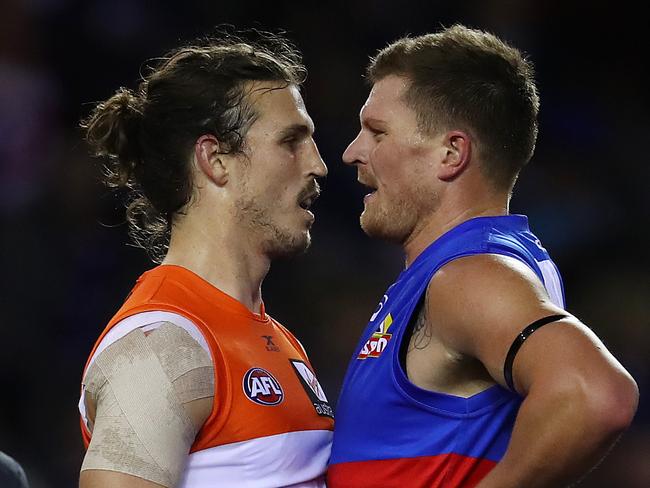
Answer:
265;231;311;260
360;213;405;243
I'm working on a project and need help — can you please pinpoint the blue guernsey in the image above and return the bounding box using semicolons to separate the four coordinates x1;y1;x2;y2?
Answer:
328;215;565;488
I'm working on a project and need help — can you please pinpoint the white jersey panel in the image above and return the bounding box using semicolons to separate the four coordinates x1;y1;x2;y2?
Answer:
179;429;332;488
536;259;565;308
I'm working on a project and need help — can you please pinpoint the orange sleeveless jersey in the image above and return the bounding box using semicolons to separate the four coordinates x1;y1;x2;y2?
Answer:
80;265;334;486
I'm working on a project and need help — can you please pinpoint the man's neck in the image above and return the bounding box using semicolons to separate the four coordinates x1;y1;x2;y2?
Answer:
403;198;509;267
162;217;270;314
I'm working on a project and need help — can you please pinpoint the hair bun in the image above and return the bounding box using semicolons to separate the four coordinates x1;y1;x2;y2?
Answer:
82;87;144;186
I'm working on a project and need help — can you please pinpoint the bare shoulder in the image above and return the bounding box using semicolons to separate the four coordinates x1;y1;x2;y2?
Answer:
425;254;636;398
424;253;566;389
426;253;560;351
430;253;551;305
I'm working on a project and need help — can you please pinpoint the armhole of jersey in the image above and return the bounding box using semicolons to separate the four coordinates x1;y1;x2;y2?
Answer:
397;292;426;374
292;336;308;358
396;251;565;379
79;311;211;427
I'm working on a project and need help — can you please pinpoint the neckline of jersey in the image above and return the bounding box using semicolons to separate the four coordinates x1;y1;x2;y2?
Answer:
154;264;269;322
407;214;529;273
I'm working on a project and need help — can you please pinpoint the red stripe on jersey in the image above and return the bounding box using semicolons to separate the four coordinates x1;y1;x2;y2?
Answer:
328;453;496;488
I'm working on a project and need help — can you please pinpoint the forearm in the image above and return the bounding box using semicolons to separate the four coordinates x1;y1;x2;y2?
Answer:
477;383;634;488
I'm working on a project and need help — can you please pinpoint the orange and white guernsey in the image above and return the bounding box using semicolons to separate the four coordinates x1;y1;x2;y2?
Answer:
80;265;334;487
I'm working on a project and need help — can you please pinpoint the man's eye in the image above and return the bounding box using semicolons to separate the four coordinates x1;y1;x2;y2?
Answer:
283;138;300;150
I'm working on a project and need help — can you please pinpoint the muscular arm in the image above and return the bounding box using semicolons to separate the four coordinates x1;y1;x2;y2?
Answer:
80;323;214;488
426;254;638;487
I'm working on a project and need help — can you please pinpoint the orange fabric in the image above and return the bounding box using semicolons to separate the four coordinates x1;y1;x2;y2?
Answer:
81;265;333;452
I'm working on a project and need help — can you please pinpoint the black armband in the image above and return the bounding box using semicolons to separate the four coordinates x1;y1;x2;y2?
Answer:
503;314;568;393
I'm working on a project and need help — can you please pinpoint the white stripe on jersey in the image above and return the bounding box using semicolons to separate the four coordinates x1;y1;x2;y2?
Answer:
179;429;332;488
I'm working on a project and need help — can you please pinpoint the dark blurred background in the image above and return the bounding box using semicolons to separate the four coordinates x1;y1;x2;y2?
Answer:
0;0;648;486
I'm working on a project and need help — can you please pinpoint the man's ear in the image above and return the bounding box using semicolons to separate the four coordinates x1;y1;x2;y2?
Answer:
194;135;228;186
437;130;471;181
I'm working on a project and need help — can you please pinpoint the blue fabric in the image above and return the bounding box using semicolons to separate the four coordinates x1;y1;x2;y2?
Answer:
331;215;565;466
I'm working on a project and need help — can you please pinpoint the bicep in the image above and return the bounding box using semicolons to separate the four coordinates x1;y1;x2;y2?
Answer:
507;316;634;404
81;324;214;487
428;254;629;396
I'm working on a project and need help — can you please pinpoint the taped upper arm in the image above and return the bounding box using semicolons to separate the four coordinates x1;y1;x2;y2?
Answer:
81;323;214;488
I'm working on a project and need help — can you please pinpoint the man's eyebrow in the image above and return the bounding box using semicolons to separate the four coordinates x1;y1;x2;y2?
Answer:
361;116;387;128
278;123;314;139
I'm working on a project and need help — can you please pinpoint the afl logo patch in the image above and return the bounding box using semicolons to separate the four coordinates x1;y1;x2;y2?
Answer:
243;368;284;406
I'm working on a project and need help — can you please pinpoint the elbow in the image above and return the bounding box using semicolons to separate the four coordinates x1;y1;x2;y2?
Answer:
585;371;639;439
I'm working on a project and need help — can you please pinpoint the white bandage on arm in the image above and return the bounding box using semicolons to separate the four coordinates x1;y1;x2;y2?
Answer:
81;323;214;487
